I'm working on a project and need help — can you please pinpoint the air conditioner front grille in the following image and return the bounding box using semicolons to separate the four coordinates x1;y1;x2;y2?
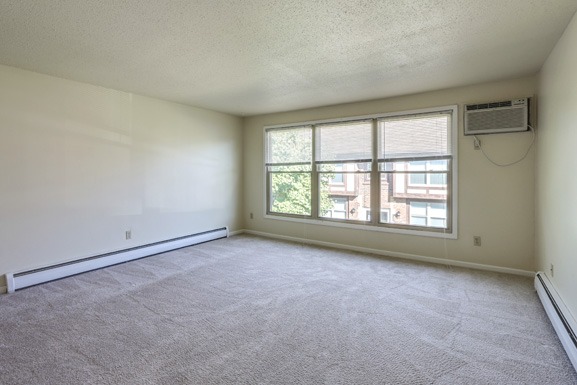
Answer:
466;101;512;111
466;109;526;133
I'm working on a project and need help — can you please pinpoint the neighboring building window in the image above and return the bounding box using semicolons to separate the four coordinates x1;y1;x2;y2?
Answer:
408;160;447;186
409;202;447;228
324;197;348;219
366;209;390;222
380;209;391;223
329;164;344;184
264;106;456;235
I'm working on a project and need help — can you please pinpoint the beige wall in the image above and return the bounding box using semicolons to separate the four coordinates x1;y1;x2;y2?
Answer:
244;77;537;272
0;64;243;285
537;12;577;320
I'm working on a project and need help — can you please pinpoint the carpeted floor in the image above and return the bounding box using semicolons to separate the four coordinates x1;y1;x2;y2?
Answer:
1;234;576;384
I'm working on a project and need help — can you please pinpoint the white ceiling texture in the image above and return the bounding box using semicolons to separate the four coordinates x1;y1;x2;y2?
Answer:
1;1;576;116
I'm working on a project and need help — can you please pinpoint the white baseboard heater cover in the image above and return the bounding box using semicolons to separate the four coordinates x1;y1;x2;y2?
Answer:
535;272;577;371
5;227;229;293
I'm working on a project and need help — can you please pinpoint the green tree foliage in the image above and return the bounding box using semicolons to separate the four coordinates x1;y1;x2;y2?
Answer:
270;172;312;215
271;172;334;216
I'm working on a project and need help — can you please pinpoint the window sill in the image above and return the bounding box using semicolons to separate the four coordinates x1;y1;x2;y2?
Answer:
263;214;457;239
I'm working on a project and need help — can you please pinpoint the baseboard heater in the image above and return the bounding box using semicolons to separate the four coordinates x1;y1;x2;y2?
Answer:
535;272;577;370
5;227;229;294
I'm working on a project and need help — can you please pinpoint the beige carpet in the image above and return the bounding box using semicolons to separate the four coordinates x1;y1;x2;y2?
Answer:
1;235;575;384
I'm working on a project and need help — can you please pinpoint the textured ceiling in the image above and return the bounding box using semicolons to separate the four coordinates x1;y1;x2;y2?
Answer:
1;1;576;116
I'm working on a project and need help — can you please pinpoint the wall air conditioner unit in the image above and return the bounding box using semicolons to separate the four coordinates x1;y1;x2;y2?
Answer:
464;98;529;135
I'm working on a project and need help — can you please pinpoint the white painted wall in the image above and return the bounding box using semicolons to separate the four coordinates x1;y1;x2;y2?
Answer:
537;12;577;321
244;77;537;272
0;65;243;285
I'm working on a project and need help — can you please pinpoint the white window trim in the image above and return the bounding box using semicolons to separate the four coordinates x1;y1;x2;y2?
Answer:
262;105;458;240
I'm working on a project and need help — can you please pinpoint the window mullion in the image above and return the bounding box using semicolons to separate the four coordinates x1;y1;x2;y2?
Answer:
266;166;271;215
446;158;453;230
370;119;379;225
311;125;319;219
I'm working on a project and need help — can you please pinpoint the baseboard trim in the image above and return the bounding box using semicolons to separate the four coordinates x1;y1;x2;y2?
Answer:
228;229;245;236
244;230;534;277
5;227;229;293
535;272;577;370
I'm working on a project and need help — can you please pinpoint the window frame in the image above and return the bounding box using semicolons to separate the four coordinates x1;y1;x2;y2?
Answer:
265;125;313;218
263;105;458;239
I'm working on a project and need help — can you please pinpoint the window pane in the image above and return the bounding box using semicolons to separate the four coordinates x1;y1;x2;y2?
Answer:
429;203;447;218
409;201;448;228
410;216;427;226
409;161;426;171
330;164;344;183
378;113;450;159
430;218;446;228
429;159;448;170
381;161;448;196
410;202;427;215
316;120;372;162
326;198;347;219
380;210;390;223
409;173;426;185
270;173;311;215
429;173;447;185
428;160;448;186
319;173;370;222
331;173;344;183
266;126;312;164
408;160;426;185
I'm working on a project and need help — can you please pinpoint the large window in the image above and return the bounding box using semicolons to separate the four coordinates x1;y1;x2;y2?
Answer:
265;106;457;236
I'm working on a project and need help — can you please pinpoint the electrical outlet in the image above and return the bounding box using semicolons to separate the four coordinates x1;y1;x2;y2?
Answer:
250;212;254;219
550;263;554;277
125;230;132;240
473;236;481;247
473;137;481;150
